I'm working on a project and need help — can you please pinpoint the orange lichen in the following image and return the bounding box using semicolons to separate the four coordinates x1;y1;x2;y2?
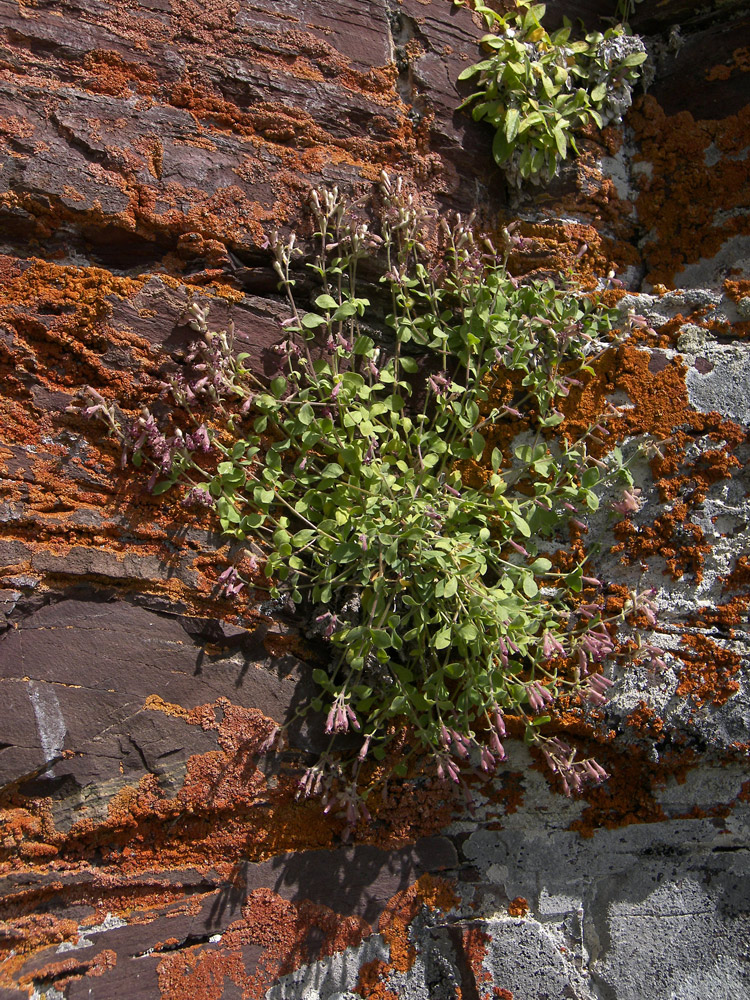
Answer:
355;875;458;998
155;887;372;1000
628;96;750;287
507;897;529;917
552;342;746;582
723;278;750;303
724;555;750;592
16;948;116;992
675;635;742;708
705;46;750;82
626;702;666;740
569;746;691;838
460;925;493;996
79;50;159;97
505;218;616;289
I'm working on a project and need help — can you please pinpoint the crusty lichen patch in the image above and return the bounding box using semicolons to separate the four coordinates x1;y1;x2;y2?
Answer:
628;96;750;287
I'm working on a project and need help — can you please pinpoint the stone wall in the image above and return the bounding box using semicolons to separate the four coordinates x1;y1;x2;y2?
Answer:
1;2;748;998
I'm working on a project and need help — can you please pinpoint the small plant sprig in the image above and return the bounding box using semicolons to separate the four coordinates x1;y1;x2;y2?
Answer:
84;177;647;830
614;0;645;24
455;1;647;186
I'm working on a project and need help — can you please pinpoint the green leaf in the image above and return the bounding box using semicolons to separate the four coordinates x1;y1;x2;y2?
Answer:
590;82;607;104
433;628;451;650
371;629;391;649
505;107;520;142
510;511;531;537
553;124;567;159
622;51;647;67
529;557;552;574
459;622;477;641
353;335;375;355
315;293;339;310
293;528;316;546
492;128;513;165
470;431;485;459
301;312;326;329
581;467;599;489
457;64;480;81
333;301;357;320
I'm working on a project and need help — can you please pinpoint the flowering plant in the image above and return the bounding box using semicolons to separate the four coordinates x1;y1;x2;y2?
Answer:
455;1;647;186
85;177;647;831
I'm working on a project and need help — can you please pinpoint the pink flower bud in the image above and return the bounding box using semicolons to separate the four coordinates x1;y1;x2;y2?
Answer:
493;710;506;737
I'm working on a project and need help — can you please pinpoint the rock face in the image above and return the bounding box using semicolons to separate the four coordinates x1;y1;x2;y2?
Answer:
1;2;748;998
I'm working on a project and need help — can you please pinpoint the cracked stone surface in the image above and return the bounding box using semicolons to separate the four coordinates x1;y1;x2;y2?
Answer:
1;1;749;998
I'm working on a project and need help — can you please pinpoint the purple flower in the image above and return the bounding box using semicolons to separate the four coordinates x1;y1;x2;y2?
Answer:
577;647;589;675
325;693;358;734
449;730;470;759
493;708;507;738
527;681;553;713
428;372;451;396
82;404;105;419
584;672;613;706
542;632;565;659
579;627;614;662
496;638;508;669
612;487;642;516
625;588;658;625
437;757;460;783
186;423;212;453
642;643;667;672
508;539;529;557
217;565;244;598
257;725;280;754
489;732;506;760
315;611;340;638
181;487;215;510
540;736;608;797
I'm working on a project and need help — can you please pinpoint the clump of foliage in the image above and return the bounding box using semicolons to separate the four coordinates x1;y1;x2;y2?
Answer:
455;1;647;186
85;177;645;829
